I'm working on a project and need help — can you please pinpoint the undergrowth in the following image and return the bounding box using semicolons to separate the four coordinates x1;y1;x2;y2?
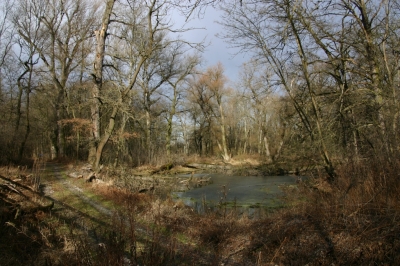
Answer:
1;157;400;265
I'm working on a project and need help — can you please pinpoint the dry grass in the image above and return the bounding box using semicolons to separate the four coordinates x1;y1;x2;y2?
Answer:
1;157;400;265
250;158;400;265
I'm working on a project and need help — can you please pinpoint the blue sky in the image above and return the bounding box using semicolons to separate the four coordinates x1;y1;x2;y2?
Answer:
172;7;250;84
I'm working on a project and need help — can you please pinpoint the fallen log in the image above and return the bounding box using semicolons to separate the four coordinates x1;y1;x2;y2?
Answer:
150;163;174;175
138;185;155;193
0;191;17;204
184;163;232;170
0;183;30;199
0;175;36;193
86;172;96;182
24;201;54;214
0;174;110;227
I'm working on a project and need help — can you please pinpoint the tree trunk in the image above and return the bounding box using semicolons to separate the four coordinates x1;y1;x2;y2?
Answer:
89;0;116;168
218;101;230;162
145;108;151;161
9;67;29;161
166;114;173;158
166;86;177;158
55;91;65;157
92;55;146;171
94;106;117;170
286;5;335;180
18;71;32;162
264;136;272;163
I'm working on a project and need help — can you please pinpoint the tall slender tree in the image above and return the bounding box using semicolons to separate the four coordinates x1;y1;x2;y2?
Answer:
16;0;99;158
88;0;115;167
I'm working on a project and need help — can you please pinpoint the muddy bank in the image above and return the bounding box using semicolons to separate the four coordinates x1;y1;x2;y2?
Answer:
62;161;310;209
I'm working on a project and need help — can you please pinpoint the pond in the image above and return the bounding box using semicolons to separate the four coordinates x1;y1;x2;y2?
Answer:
173;173;300;213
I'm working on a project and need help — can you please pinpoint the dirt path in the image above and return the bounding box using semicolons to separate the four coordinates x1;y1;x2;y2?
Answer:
43;162;114;216
42;162;148;235
37;162;118;231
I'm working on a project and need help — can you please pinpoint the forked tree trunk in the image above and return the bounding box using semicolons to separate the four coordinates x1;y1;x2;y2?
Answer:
92;55;146;171
88;0;115;169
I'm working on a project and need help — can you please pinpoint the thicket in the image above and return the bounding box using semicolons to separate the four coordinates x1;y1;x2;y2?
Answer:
1;155;400;265
0;0;398;177
1;0;400;264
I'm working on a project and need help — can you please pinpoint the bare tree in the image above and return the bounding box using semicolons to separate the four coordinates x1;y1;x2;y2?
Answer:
90;0;190;170
218;0;340;177
0;0;13;69
136;43;175;162
238;60;285;163
163;46;200;158
205;63;231;161
16;0;99;158
88;0;115;166
9;39;39;162
187;72;215;156
0;1;14;159
188;63;231;161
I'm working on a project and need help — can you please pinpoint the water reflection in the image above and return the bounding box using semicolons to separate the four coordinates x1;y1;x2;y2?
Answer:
173;174;298;213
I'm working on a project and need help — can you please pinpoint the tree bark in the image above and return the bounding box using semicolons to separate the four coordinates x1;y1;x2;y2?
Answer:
93;55;146;171
88;0;116;169
285;3;335;180
218;101;230;161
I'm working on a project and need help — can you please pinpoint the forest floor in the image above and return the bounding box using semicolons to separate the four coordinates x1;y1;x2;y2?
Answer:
1;158;400;265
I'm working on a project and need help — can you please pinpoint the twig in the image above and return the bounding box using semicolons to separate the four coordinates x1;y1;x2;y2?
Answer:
270;237;287;263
